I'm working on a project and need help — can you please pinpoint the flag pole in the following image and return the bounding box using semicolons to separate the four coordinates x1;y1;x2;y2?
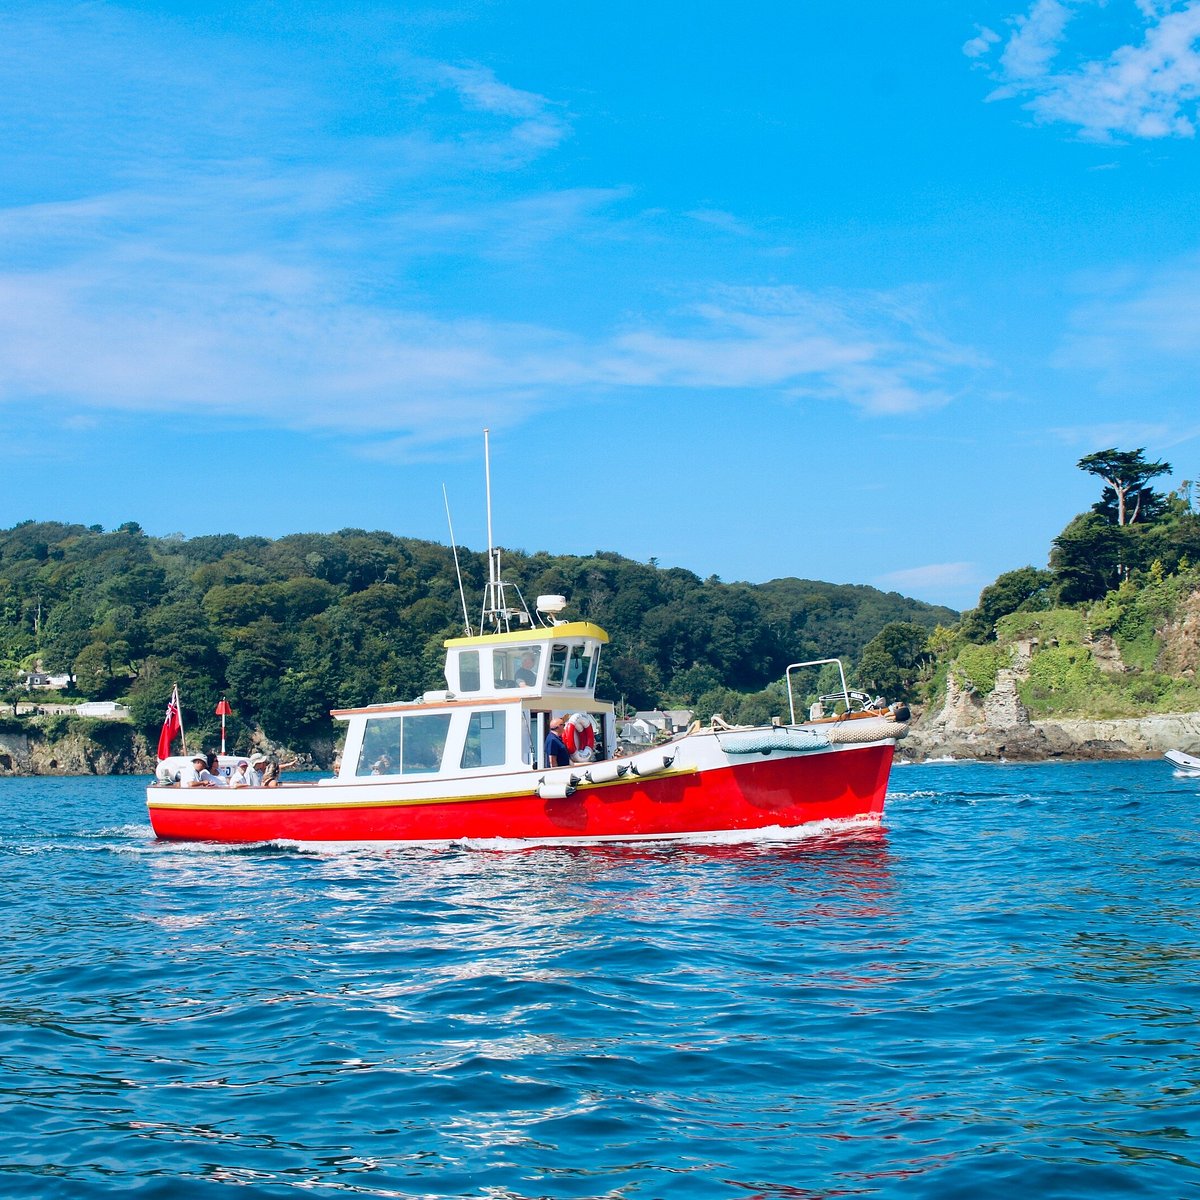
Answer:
176;684;186;756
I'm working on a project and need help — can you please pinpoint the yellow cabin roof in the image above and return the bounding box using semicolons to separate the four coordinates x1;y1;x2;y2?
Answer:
443;621;610;649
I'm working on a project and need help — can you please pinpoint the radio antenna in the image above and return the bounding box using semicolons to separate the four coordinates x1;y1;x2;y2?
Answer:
443;483;471;637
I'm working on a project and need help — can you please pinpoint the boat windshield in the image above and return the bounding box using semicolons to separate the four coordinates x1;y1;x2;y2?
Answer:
547;641;596;689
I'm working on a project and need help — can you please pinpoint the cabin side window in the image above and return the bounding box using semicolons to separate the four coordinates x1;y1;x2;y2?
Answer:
357;716;401;777
460;711;507;769
401;713;452;774
458;650;480;693
493;644;542;689
354;713;452;777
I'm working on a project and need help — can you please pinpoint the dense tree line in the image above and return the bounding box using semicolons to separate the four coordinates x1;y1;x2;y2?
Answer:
0;522;954;747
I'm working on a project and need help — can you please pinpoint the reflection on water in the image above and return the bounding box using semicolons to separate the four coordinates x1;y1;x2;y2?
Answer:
1;766;1198;1197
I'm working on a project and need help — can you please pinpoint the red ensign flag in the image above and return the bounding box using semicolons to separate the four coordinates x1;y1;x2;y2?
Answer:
156;686;182;760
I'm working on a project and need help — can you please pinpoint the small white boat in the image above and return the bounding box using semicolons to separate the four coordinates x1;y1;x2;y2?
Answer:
1164;749;1200;777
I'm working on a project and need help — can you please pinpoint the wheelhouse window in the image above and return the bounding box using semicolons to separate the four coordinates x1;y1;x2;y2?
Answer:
567;644;593;689
355;713;452;777
493;644;542;689
460;711;507;769
547;642;596;689
458;649;480;693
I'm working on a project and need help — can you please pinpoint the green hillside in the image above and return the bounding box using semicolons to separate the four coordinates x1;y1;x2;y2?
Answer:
0;523;955;754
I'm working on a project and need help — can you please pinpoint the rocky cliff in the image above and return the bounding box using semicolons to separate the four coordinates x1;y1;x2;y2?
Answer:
0;729;155;775
904;655;1200;761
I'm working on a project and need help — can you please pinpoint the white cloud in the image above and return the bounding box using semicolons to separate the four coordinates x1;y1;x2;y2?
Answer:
684;209;756;237
0;9;984;452
999;0;1076;83
598;288;983;415
973;1;1200;139
427;62;572;164
874;562;982;596
0;244;981;442
964;26;1002;58
1055;252;1200;385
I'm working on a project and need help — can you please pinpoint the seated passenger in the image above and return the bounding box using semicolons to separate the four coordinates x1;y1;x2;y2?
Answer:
205;753;228;787
252;753;296;787
181;754;211;787
229;759;254;788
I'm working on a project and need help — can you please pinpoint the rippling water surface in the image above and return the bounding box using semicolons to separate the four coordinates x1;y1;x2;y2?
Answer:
2;762;1199;1198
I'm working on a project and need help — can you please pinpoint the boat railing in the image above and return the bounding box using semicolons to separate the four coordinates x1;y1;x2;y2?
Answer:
785;658;852;724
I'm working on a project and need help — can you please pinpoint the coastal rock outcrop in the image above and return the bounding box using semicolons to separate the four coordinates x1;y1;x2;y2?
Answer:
904;631;1200;761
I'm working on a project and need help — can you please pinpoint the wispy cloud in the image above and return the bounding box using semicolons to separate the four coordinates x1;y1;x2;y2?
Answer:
0;250;981;444
874;562;982;604
1054;252;1200;391
0;7;984;457
971;1;1200;139
601;288;985;415
684;209;757;237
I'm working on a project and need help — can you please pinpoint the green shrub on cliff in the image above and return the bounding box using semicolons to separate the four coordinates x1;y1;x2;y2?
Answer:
950;643;1007;697
995;607;1088;646
1020;644;1107;715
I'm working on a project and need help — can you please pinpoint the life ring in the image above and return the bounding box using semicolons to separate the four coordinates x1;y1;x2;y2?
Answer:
563;713;596;762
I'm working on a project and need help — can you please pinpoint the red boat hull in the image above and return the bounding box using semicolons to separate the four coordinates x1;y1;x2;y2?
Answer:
146;743;894;843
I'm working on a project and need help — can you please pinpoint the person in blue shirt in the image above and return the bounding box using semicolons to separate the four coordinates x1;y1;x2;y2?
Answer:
544;716;571;768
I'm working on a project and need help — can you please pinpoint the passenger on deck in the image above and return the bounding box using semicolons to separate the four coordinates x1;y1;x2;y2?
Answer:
181;754;211;787
229;759;255;788
545;717;571;768
206;753;228;787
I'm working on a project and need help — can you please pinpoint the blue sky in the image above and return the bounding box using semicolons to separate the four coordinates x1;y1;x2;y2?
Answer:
3;1;1199;611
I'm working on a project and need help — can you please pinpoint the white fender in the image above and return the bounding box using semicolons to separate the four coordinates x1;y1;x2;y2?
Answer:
537;781;577;800
629;752;675;778
582;760;629;784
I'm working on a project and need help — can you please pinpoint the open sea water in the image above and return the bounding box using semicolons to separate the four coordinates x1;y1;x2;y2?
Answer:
1;761;1198;1199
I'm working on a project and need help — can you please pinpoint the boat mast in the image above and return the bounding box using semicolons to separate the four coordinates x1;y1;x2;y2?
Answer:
479;428;531;633
482;428;505;631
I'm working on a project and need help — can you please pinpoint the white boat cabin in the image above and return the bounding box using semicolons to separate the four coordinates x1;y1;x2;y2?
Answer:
328;622;614;782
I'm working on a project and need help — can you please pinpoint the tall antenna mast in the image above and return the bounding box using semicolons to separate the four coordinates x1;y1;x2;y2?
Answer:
443;483;472;636
478;428;532;633
482;427;504;630
484;427;495;576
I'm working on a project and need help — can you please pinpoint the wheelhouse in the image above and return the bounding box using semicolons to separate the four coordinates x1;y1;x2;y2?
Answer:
329;622;615;779
442;621;608;698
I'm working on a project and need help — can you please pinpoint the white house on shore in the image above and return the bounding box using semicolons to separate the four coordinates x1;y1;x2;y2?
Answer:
619;709;694;746
23;671;75;691
75;701;132;720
